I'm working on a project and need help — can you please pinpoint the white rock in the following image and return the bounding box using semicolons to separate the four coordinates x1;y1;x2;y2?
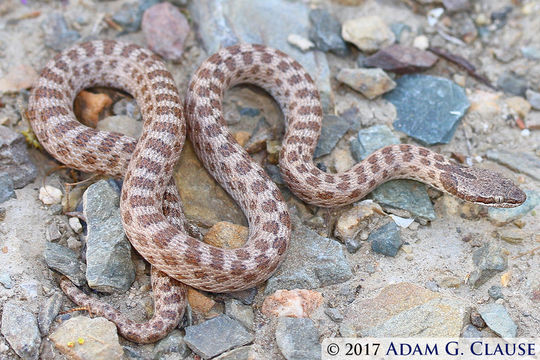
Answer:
68;217;83;233
389;214;415;228
413;35;429;50
39;185;63;205
342;16;395;53
427;7;444;26
287;34;315;52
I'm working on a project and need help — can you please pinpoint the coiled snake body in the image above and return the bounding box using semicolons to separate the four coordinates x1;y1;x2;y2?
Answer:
28;40;525;343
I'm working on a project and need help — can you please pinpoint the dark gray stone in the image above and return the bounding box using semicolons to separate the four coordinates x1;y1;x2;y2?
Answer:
470;310;486;328
0;173;15;204
265;213;352;294
43;242;86;286
308;9;349;56
41;13;81;51
112;0;160;33
313;115;350;158
486;150;540;181
469;243;508;287
1;301;41;360
189;0;332;109
368;222;402;257
385;74;470;145
478;303;517;338
488;285;504;300
265;164;285;185
0;126;37;188
371;180;436;221
37;292;63;336
83;180;135;293
152;330;191;359
461;324;482;338
488;190;539;224
275;317;321;360
225;287;258;305
497;71;527;96
184;315;253;359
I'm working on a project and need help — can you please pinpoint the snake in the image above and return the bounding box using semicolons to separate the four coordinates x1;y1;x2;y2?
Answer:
28;40;526;344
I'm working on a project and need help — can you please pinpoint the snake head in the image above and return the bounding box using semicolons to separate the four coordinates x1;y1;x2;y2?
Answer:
439;165;526;208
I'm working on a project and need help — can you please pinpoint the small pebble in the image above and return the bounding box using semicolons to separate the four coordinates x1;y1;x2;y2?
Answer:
287;34;314;52
488;285;504;300
68;217;82;233
142;2;190;62
341;16;395;53
39;185;63;205
413;35;429;50
368;221;402;257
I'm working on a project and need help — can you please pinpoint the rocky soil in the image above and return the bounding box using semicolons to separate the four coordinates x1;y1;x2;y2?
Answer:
0;0;539;359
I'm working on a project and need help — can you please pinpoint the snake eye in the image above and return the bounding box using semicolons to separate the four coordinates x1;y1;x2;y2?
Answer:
494;195;504;203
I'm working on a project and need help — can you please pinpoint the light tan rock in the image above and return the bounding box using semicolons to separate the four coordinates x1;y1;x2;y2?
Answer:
73;90;113;128
39;185;63;205
49;316;123;360
187;288;216;314
342;16;395;53
203;221;249;249
334;200;383;241
505;96;531;118
262;289;323;318
337;68;396;99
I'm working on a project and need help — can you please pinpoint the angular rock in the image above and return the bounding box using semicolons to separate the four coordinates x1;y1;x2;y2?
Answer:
226;299;255;330
368;221;402;257
478;303;517;338
334;200;382;242
1;301;41;360
313;115;350;158
342;16;395;53
497;71;527;96
189;0;332;109
371;180;436;221
152;330;191;359
203;221;248;249
49;316;124;360
287;34;314;52
340;283;470;337
275;317;321;360
488;190;539;224
488;285;504;300
0;125;37;188
83;180;135;293
0;173;15;204
214;346;254;360
350;125;399;162
385;74;470;145
38;292;63;336
43;242;86;286
187;288;216;314
363;45;438;74
525;89;540;110
184;315;253;359
142;2;190;62
325;308;344;323
468;243;508;288
265;213;352;294
262;289;323;318
39;185;63;205
175;140;246;227
41;13;81;51
350;124;436;220
308;9;348;56
486;150;540;181
336;68;396;99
